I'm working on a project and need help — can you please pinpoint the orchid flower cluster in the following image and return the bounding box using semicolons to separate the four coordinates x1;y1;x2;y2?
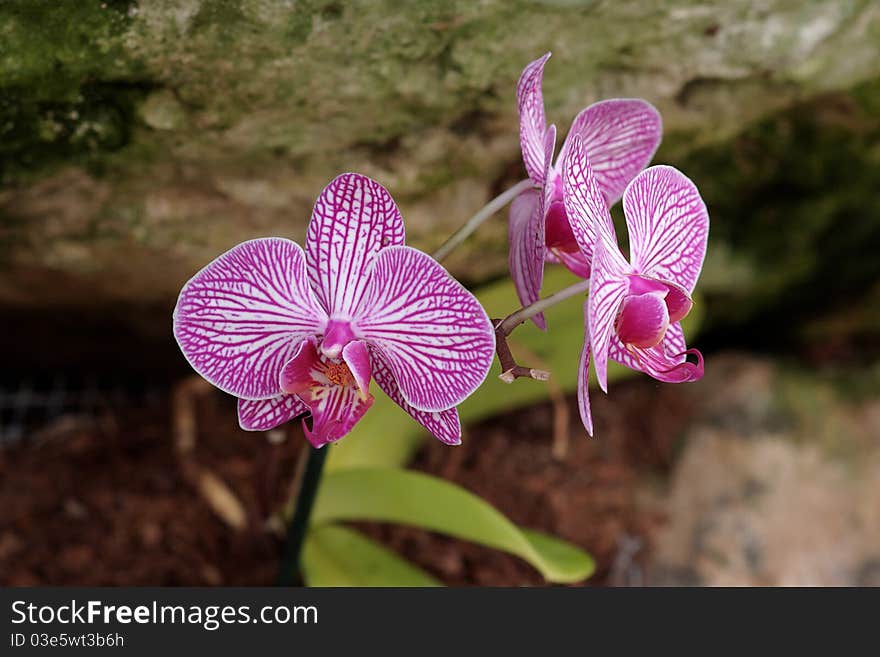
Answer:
173;52;708;448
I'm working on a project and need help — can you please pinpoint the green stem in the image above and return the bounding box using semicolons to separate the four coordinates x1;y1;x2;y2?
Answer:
432;178;534;262
497;278;591;336
493;279;591;383
276;445;329;586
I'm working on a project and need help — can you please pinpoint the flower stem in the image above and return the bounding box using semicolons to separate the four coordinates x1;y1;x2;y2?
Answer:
432;178;534;262
276;444;329;586
493;278;591;382
497;278;591;336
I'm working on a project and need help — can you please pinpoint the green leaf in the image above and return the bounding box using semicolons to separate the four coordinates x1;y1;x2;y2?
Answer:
313;468;595;584
326;267;704;471
302;524;442;587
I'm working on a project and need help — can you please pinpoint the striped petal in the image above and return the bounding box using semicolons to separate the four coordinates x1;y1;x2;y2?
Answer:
305;173;405;319
627;342;704;383
588;239;630;394
562;135;618;266
577;301;594;437
238;395;309;431
356;245;495;412
509;189;547;329
300;381;375;448
370;348;462;445
173;238;325;400
609;322;703;383
517;52;551;184
558;99;662;205
623;166;709;293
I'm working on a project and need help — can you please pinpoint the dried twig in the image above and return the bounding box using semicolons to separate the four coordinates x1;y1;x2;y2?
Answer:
493;320;551;383
171;376;248;532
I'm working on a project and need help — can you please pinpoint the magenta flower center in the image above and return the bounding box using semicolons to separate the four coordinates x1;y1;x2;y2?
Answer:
615;275;693;350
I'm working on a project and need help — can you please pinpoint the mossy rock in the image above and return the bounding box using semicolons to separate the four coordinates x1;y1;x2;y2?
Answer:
1;1;879;374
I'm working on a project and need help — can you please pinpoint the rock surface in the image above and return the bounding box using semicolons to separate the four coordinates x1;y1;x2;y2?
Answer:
1;1;879;370
647;354;880;586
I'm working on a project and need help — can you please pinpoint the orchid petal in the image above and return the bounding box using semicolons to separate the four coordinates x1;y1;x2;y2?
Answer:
623;165;709;293
515;124;556;327
517;52;551;184
610;322;704;383
238;395;309;432
662;280;693;323
305;173;405;319
615;291;670;350
549;248;591;279
342;340;372;399
608;334;641;371
509;188;547;329
356;245;495;412
279;338;319;396
562;135;618;266
577;301;594;437
370;349;462;445
628;340;704;383
588;239;630;394
173;238;325;401
558;99;662;205
300;382;375;448
609;319;684;371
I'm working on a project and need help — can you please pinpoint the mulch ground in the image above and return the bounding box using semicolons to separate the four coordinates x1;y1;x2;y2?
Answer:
0;377;696;586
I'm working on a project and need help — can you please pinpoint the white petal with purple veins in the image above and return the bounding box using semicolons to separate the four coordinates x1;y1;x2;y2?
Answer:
577;301;594;436
623;166;709;293
588;240;630;393
238;395;309;431
517;52;551;184
509;188;546;327
563;135;618;266
305;173;405;319
173;238;325;400
356;246;495;412
370;349;462;445
558;99;662;205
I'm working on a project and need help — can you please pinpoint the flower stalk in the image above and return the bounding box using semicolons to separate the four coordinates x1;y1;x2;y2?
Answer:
277;444;329;586
432;178;533;262
493;278;591;382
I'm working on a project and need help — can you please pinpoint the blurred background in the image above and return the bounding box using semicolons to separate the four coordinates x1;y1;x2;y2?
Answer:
1;0;879;586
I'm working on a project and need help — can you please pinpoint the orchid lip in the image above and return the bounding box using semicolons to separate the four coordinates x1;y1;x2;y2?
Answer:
615;290;670;349
625;274;694;324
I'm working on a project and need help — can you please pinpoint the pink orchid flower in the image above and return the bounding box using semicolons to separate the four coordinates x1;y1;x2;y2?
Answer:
173;173;495;448
562;136;708;435
511;52;662;328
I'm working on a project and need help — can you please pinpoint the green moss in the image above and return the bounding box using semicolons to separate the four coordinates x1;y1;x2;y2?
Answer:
679;79;880;354
0;1;150;182
0;81;155;183
0;1;136;94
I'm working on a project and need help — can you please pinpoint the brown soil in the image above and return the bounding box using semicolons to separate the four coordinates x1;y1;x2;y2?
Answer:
0;377;695;586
